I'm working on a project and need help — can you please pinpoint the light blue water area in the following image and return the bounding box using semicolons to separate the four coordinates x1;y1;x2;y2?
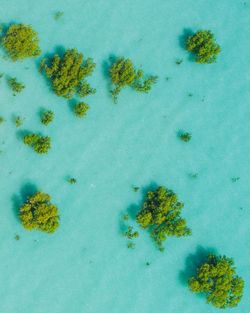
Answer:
0;0;249;312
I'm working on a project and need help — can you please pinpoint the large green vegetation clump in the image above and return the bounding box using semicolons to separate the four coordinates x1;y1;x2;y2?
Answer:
19;192;59;233
136;186;191;250
40;48;96;99
186;30;221;64
23;133;51;154
109;58;157;102
2;24;41;61
189;254;244;309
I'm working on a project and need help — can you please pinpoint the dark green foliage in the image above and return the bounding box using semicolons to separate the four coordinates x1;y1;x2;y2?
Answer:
40;49;96;99
74;102;89;118
136;186;191;250
14;116;24;127
14;234;20;240
41;110;54;125
122;214;129;221
189;254;244;309
179;131;192;142
124;226;139;240
23;133;51;154
127;242;135;249
68;177;77;184
186;30;221;64
77;81;96;97
176;58;183;65
54;11;64;20
19;191;60;233
133;186;140;192
231;177;240;183
2;24;41;61
7;77;25;95
0;116;5;124
109;58;157;102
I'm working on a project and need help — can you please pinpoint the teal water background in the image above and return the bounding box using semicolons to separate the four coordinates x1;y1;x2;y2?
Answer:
0;1;249;312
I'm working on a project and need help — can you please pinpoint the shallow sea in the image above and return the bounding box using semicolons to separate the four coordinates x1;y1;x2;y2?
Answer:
0;1;249;312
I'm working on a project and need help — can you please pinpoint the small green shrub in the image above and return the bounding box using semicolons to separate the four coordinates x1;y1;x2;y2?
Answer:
179;131;191;142
2;24;41;61
23;133;51;154
14;116;24;127
109;58;157;102
124;226;139;240
189;254;244;309
136;186;191;250
7;77;25;95
186;30;221;64
40;48;96;99
68;177;77;184
0;116;5;124
54;11;64;20
19;191;59;233
74;102;89;118
41;110;54;125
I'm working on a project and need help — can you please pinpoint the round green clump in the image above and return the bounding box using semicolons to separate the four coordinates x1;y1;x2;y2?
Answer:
109;57;157;102
7;77;25;95
41;110;54;125
189;254;244;309
40;48;96;99
23;133;51;154
74;102;89;118
2;24;41;61
19;191;59;233
186;30;221;64
136;186;191;250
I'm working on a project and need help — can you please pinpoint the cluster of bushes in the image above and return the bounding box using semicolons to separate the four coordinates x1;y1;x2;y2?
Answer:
4;20;244;311
19;191;59;233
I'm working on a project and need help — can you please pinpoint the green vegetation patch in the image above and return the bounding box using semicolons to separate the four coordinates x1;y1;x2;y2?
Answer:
74;102;89;118
19;191;59;233
189;254;244;309
41;110;54;125
40;48;96;99
136;186;191;250
2;24;41;61
186;30;221;64
23;133;51;154
7;77;25;95
109;57;157;102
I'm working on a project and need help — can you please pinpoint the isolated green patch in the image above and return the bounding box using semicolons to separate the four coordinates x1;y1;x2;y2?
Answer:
109;57;157;102
23;133;51;154
2;24;41;61
40;48;96;99
19;191;59;233
189;254;244;309
186;30;221;64
136;186;191;251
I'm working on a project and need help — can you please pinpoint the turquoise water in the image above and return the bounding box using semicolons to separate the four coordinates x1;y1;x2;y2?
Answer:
0;0;249;312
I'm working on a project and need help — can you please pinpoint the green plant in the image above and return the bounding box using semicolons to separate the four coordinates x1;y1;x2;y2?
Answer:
2;24;41;61
54;11;64;20
23;133;51;154
77;81;96;97
68;177;77;184
0;116;5;124
14;234;20;240
127;242;136;249
41;110;54;125
179;131;192;142
74;102;89;118
136;186;191;250
186;30;221;64
124;226;139;240
176;58;183;65
19;191;60;233
7;77;25;95
14;116;24;127
40;48;96;99
189;254;244;309
132;186;140;192
109;58;157;102
122;214;129;221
